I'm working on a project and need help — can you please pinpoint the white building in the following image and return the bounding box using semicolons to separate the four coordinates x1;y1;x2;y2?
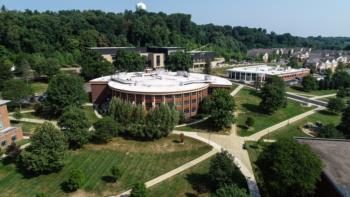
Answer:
227;65;310;83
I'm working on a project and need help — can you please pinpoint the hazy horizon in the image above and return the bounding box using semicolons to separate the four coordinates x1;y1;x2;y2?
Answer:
1;0;349;38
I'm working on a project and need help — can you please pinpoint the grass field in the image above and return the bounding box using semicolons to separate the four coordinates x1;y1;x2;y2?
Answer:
10;121;40;135
176;118;225;134
263;110;341;140
20;106;98;124
0;135;212;197
149;158;212;197
30;82;48;95
286;86;337;97
235;88;314;136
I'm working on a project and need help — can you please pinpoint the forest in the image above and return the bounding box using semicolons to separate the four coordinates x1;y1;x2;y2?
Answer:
1;5;350;66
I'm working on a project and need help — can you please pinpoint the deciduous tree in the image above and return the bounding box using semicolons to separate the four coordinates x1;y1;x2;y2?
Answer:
257;138;323;197
58;106;92;149
165;51;193;71
259;76;287;114
43;74;87;116
302;75;318;92
19;122;67;174
203;89;235;129
209;151;247;190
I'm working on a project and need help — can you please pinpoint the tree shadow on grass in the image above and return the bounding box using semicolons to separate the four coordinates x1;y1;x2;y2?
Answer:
185;172;212;195
290;86;306;92
242;103;263;114
318;110;338;116
60;181;75;193
101;175;115;183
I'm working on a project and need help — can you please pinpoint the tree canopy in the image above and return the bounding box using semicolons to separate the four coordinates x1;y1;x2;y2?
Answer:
338;104;350;138
42;74;87;116
327;97;346;114
2;79;33;110
58;106;92;149
209;151;247;190
213;184;250;197
114;50;146;72
203;89;236;129
108;97;179;140
302;75;318;92
165;51;193;71
256;138;323;197
19;122;67;174
259;76;287;114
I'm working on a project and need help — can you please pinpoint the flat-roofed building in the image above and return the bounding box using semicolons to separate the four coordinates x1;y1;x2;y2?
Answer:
90;71;232;118
227;65;310;83
0;100;23;149
297;138;350;197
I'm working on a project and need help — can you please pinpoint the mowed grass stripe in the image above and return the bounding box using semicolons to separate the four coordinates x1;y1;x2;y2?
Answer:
0;137;211;196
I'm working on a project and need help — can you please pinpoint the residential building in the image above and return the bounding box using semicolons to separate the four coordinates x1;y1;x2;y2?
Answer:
0;100;23;149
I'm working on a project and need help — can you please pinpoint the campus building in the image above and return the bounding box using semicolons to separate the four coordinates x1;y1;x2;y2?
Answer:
297;138;350;197
90;71;232;117
0;100;23;149
227;65;310;83
90;47;219;70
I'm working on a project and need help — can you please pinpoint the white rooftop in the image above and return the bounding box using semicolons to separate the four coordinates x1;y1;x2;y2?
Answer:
227;65;309;75
91;71;232;94
0;100;10;106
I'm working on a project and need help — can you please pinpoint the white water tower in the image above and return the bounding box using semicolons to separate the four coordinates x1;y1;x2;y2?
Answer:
136;0;147;11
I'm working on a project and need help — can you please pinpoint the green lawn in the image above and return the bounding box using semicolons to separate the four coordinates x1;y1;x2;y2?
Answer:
20;106;98;125
0;135;212;197
235;88;314;136
10;121;40;136
176;118;225;134
30;82;48;95
211;67;233;77
263;110;341;140
149;158;212;197
286;86;337;97
82;106;99;124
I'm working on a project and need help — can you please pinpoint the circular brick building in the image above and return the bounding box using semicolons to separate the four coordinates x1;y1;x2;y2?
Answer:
90;71;232;117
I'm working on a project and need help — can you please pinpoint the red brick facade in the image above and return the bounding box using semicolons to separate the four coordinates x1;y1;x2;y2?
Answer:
0;102;24;148
90;82;229;118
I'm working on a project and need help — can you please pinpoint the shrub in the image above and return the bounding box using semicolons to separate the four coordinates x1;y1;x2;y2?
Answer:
213;184;250;197
110;165;122;182
64;169;85;192
245;117;255;128
130;182;147;197
93;117;119;143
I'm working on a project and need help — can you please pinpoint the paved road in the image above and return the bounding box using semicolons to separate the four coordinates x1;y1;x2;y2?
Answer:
286;92;328;107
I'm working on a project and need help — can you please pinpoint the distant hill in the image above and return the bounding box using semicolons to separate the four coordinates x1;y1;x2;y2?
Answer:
0;6;349;63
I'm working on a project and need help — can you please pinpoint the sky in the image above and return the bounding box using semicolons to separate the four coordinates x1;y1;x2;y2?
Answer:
1;0;349;37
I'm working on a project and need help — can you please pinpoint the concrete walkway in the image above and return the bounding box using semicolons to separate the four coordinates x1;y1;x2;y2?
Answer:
9;117;57;126
246;106;324;141
310;93;336;100
231;84;244;97
175;116;210;128
116;148;219;197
